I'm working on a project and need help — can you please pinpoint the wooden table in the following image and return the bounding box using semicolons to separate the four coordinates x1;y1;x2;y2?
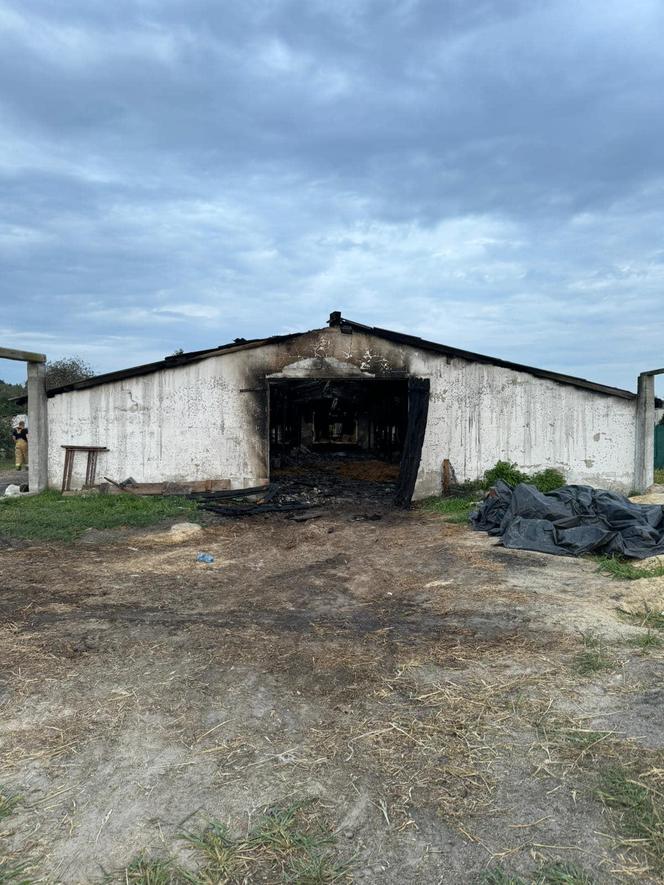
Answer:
61;446;109;492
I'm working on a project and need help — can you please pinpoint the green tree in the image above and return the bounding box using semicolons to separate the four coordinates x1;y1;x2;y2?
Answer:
45;356;94;390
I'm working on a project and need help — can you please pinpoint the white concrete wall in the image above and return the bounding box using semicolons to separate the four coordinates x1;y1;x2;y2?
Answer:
413;355;636;496
46;327;637;495
47;353;265;490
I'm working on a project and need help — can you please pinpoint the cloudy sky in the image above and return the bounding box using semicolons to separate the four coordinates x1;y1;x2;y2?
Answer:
1;0;663;390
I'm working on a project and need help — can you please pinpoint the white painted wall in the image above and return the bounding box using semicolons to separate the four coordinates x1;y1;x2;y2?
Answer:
412;355;636;496
47;354;263;490
46;327;638;495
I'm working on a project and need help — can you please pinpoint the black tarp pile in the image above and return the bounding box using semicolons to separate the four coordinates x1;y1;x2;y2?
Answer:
471;481;664;559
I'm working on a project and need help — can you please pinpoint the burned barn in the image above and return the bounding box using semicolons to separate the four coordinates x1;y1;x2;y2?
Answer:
35;312;641;499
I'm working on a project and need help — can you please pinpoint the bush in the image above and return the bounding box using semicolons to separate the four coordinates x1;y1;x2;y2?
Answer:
481;460;565;493
482;460;528;488
530;467;566;493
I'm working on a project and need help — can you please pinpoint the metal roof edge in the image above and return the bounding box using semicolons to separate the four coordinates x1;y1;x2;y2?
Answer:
21;328;323;402
330;315;637;401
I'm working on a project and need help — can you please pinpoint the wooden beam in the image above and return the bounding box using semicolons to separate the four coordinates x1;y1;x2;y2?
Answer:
0;346;46;363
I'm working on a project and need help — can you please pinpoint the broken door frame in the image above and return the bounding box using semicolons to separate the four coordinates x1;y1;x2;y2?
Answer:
0;347;48;492
265;373;429;507
394;376;430;508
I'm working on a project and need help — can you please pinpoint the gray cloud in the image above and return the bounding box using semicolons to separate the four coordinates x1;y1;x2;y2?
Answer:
1;0;663;392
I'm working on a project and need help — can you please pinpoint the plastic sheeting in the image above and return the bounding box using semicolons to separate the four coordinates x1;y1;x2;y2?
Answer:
470;481;664;559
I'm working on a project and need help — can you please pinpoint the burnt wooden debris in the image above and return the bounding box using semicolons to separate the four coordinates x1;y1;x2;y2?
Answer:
199;501;312;517
192;481;309;517
194;456;400;519
103;475;139;495
191;484;273;501
194;478;316;518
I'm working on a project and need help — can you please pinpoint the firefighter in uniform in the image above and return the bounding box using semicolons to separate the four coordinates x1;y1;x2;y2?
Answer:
12;421;28;470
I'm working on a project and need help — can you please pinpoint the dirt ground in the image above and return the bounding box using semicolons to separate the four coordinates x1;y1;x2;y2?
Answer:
2;500;664;883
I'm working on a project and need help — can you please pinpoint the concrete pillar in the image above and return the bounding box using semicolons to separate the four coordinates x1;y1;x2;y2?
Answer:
27;361;48;492
634;372;655;493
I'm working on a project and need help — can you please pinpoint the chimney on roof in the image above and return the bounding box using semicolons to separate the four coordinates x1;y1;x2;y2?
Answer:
328;311;342;327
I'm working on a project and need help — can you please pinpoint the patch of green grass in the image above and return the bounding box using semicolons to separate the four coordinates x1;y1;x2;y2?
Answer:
183;820;245;883
654;468;664;485
598;556;664;581
573;632;615;677
0;860;33;885
282;850;348;883
627;630;663;651
534;861;595;884
18;800;347;884
0;490;198;541
121;855;181;884
420;495;477;514
247;801;324;853
597;763;664;872
0;787;19;821
181;801;349;884
0;457;15;471
476;863;595;885
560;728;614;751
419;495;477;523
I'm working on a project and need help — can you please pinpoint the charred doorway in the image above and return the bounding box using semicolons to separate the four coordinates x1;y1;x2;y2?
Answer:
269;379;409;502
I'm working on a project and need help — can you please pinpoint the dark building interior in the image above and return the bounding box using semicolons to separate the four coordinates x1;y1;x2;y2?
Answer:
269;379;408;464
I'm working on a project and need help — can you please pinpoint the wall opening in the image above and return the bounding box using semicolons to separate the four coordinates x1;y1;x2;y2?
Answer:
269;378;408;499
